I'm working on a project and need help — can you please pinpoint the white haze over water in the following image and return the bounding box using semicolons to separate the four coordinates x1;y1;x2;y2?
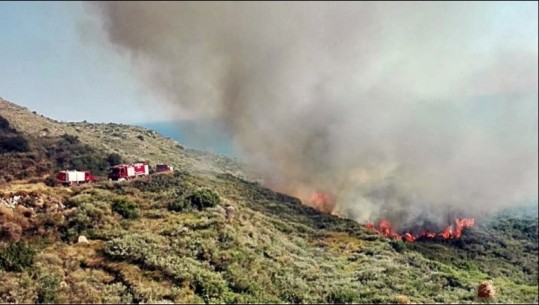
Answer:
87;2;538;229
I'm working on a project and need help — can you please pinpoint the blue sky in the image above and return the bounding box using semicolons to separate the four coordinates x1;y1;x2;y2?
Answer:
0;2;154;123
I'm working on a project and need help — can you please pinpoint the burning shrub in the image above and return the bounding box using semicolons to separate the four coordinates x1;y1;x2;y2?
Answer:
0;242;36;272
111;198;140;219
187;188;220;210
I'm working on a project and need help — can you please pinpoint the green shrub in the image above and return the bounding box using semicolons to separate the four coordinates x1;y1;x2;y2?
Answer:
61;134;80;145
61;201;112;241
0;115;11;131
225;264;255;294
106;153;123;166
168;199;188;212
326;288;358;304
37;274;60;304
111;198;140;219
47;136;110;176
44;175;59;187
0;242;36;272
104;234;161;263
68;153;109;174
279;288;306;304
193;269;229;302
390;239;407;253
187;188;220;210
131;174;184;193
0;135;30;153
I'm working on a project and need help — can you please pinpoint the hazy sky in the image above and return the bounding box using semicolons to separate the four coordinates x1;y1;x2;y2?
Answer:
1;1;537;125
86;1;537;225
0;2;157;123
1;2;537;223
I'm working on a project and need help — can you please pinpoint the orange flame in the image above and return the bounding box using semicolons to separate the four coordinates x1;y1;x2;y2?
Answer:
306;191;474;243
310;191;336;214
454;217;475;238
364;217;475;242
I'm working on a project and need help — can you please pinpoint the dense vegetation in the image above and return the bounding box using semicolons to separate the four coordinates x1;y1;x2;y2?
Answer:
0;115;115;182
0;115;30;154
0;171;536;304
0;101;537;304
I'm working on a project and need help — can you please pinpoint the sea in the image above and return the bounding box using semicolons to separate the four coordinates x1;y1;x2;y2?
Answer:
137;120;236;158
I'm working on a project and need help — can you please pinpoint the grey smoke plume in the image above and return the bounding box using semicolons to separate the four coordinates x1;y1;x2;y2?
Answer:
88;2;538;228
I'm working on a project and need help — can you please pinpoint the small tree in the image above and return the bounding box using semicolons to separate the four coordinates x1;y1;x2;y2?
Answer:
187;188;221;210
61;134;80;145
0;115;11;131
0;135;30;153
0;242;36;272
106;153;123;166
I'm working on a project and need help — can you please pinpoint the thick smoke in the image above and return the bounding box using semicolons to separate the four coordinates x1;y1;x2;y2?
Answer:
88;2;538;228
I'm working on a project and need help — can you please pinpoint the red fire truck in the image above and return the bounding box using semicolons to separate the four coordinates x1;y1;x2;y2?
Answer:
56;170;96;186
108;162;149;181
155;163;174;173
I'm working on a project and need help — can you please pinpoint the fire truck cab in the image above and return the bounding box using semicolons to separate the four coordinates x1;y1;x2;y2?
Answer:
108;162;149;181
155;163;174;173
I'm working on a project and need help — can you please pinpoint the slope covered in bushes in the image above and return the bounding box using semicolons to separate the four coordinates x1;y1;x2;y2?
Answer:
0;98;537;304
1;171;537;304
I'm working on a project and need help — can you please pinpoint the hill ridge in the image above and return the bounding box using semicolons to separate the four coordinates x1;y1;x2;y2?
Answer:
0;97;248;180
0;97;537;304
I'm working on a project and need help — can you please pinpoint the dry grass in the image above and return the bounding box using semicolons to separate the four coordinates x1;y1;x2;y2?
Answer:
395;294;412;304
0;181;54;193
319;231;366;254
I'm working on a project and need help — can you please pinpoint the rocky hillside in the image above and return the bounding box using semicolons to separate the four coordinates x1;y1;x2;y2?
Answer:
0;97;537;304
0;98;247;182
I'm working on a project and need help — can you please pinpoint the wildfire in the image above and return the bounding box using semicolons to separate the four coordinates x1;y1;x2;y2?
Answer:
364;217;475;242
310;191;336;214
306;191;475;243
